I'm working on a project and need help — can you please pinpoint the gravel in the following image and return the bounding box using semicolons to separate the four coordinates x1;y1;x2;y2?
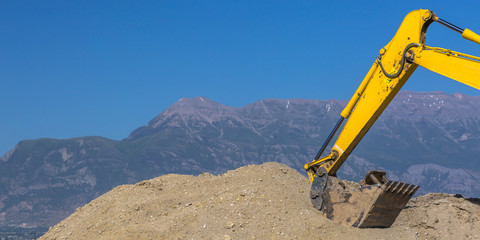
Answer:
40;162;480;239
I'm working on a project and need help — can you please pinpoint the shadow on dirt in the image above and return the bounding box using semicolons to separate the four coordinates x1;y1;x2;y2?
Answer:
453;194;480;205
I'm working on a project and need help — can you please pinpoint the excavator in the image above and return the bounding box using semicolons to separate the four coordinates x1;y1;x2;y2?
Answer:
304;9;480;228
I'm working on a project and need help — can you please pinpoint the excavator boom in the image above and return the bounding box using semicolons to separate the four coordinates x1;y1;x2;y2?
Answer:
305;9;480;228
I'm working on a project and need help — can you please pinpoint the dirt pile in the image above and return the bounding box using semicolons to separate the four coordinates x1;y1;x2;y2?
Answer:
40;162;480;240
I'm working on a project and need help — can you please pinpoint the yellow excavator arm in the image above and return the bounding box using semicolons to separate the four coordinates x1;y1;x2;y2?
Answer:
304;9;480;228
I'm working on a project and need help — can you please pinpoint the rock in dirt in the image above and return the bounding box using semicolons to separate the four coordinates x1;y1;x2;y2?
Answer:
40;162;480;240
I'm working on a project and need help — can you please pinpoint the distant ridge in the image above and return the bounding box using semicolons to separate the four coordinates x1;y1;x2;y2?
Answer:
1;91;480;228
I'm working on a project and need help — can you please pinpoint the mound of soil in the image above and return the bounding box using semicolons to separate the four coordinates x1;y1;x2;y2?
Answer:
40;162;480;239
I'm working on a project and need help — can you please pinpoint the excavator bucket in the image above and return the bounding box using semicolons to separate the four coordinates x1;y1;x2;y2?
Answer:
310;168;419;228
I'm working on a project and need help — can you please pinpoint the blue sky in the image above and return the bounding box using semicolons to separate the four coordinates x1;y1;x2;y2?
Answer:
1;1;480;155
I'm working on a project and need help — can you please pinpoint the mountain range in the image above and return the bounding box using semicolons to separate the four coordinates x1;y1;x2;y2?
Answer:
1;91;480;228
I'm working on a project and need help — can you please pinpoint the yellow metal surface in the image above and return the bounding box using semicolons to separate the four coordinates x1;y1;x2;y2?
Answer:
306;9;480;177
340;62;378;118
463;29;480;45
307;170;315;184
326;9;433;175
412;46;480;90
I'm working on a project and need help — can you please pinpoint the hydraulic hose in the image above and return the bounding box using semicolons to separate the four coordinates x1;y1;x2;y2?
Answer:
376;43;420;79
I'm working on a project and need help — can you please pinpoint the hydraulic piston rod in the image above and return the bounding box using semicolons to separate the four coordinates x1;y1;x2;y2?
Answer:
435;18;480;44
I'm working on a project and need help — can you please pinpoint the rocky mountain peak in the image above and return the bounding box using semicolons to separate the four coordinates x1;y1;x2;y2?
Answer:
144;97;229;127
171;96;225;111
126;97;240;140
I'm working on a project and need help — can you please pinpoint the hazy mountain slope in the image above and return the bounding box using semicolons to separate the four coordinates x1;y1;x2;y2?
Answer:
1;91;480;228
0;137;124;227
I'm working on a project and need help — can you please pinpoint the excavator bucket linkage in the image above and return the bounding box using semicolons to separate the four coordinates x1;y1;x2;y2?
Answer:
310;168;419;228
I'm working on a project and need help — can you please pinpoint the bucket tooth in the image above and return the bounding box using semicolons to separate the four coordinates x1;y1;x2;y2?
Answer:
398;183;409;194
391;182;403;193
409;185;420;196
403;184;414;195
401;184;413;195
386;181;398;192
